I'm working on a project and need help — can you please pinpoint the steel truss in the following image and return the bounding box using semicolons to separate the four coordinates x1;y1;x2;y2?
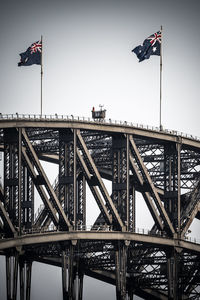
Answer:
0;118;200;300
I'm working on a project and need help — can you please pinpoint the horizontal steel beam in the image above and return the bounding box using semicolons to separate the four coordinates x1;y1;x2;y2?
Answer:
0;231;200;253
1;119;200;151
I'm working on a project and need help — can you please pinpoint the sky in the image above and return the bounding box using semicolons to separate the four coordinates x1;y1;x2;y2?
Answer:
0;0;200;299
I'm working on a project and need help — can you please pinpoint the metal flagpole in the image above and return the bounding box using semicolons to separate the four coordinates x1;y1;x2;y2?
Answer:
41;35;43;115
160;26;163;131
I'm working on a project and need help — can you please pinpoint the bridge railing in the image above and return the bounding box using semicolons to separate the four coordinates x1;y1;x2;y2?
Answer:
1;224;199;246
0;113;200;142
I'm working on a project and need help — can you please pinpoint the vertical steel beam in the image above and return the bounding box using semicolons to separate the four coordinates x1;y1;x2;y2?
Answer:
25;167;34;229
26;261;32;300
20;261;25;300
6;254;19;300
59;129;74;229
6;256;11;300
62;244;76;300
112;135;128;228
115;242;128;300
129;186;135;232
4;129;19;228
166;249;179;300
3;128;34;233
115;247;121;300
164;143;180;231
73;271;84;300
62;250;68;299
164;140;183;236
77;174;86;229
68;244;74;300
19;258;32;300
78;273;84;300
127;289;134;300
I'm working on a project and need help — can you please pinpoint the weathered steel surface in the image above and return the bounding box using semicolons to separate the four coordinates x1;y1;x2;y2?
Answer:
0;116;200;300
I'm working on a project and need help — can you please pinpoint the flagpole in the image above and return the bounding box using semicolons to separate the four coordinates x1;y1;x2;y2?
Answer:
160;26;163;131
41;35;43;115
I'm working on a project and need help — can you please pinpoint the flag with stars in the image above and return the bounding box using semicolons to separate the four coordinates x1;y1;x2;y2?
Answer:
18;40;42;66
132;31;161;62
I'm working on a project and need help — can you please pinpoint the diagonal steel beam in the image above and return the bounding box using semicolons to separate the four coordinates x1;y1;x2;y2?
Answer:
0;186;16;235
34;154;59;227
184;266;200;297
0;200;16;235
0;218;3;230
129;155;164;230
129;155;164;195
181;201;200;237
129;136;175;235
22;148;59;227
77;130;124;230
34;207;49;228
22;129;72;230
77;150;112;225
181;179;200;237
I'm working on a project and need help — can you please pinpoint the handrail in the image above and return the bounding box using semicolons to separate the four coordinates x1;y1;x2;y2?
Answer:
0;113;199;142
1;225;199;245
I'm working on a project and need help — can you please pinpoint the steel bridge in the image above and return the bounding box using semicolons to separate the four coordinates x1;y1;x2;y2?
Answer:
0;114;200;300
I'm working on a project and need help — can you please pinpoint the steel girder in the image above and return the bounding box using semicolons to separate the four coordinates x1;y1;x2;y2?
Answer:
0;119;200;300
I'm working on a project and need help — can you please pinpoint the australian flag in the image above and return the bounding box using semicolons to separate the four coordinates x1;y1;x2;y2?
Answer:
132;31;161;62
18;40;42;66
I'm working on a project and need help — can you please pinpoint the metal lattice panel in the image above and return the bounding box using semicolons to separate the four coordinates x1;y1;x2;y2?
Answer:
0;117;200;300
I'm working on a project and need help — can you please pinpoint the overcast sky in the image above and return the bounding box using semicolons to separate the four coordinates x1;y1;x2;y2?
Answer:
0;0;200;299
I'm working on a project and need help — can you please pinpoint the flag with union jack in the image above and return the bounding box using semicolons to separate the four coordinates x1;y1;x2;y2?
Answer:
132;31;161;62
18;40;42;66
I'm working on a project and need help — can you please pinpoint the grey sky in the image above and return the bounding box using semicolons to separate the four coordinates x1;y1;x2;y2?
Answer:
0;0;200;299
1;0;200;134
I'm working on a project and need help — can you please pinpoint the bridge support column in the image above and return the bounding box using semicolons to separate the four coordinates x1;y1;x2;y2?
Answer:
6;254;19;300
167;249;179;300
127;288;134;300
62;243;77;300
73;271;84;300
19;258;32;300
78;273;84;300
115;241;128;300
62;249;68;299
